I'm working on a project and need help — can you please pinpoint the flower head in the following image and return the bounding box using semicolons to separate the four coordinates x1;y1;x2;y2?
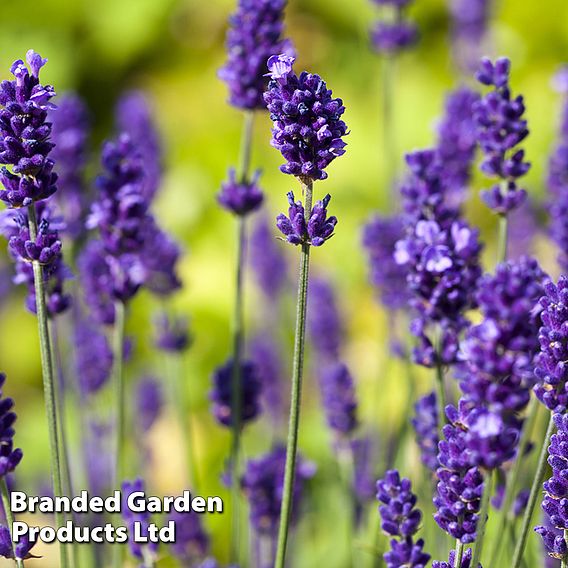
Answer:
154;312;191;353
412;392;439;471
432;547;480;568
264;56;348;180
0;525;36;562
219;0;293;110
169;509;209;564
218;169;264;216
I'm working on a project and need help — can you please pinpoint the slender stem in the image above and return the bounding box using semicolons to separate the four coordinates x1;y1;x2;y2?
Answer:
472;469;493;568
337;442;356;568
489;399;539;567
454;540;465;568
239;111;254;183
498;214;508;265
511;412;555;568
275;179;313;568
381;55;396;205
27;205;68;568
1;479;22;567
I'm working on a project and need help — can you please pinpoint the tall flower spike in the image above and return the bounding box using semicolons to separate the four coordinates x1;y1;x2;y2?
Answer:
535;276;568;412
536;413;568;562
264;55;348;180
210;358;262;427
474;57;530;214
0;50;57;207
377;470;430;568
218;168;264;216
0;373;23;477
370;0;418;54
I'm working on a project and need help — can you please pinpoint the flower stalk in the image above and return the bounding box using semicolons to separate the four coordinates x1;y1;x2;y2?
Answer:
1;479;23;568
27;205;68;568
275;179;313;568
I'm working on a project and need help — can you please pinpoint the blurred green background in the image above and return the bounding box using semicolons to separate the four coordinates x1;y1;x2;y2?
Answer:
0;0;567;566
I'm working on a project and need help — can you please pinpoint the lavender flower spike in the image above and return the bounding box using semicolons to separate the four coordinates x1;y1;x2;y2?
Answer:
412;392;439;471
0;373;23;477
474;57;530;214
377;470;430;568
264;55;348;180
433;548;481;568
370;0;418;54
0;525;36;563
218;168;264;216
169;509;210;565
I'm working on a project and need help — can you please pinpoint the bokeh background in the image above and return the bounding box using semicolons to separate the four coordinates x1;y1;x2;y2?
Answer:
0;0;567;566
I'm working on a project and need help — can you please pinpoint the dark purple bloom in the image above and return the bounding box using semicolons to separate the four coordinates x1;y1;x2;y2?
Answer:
377;470;430;568
121;479;158;561
136;376;163;433
308;276;342;361
169;509;209;564
0;51;57;208
276;191;337;247
536;413;568;562
474;57;530;214
116;91;161;201
318;362;358;437
250;214;288;299
432;547;480;568
264;55;348;180
218;169;264;216
83;421;113;497
434;404;484;543
219;0;293;110
210;358;262;427
0;374;23;478
370;22;418;53
241;445;315;538
362;214;410;311
49;93;90;237
74;319;113;397
0;525;36;562
250;334;285;427
535;276;568;413
412;391;439;471
154;312;191;353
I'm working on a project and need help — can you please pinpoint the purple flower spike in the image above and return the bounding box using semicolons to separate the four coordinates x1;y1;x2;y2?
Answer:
276;192;337;246
219;0;293;110
377;470;430;568
241;446;315;539
432;547;480;568
264;59;348;180
0;525;36;562
0;374;23;478
371;22;418;53
536;413;568;563
535;276;568;413
412;392;439;471
0;50;58;207
210;358;262;428
474;57;530;215
154;312;191;353
218;169;264;216
136;376;163;433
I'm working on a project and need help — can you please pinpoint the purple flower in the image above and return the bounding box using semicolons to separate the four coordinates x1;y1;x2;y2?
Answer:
250;215;288;299
536;413;568;562
535;276;568;413
169;509;209;564
49;93;90;237
318;362;358;438
308;276;342;361
362;214;410;311
276;191;337;246
154;312;191;353
74;319;113;397
474;57;530;214
377;470;430;568
121;479;158;561
0;50;57;208
136;376;163;433
370;22;418;53
83;421;113;497
264;55;348;180
218;168;264;216
219;0;293;110
116;91;161;201
0;525;36;562
210;358;262;428
412;392;439;471
432;547;480;568
0;374;23;478
434;404;484;543
241;445;315;538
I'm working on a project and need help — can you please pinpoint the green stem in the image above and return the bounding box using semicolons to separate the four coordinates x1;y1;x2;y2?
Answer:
337;442;356;568
454;540;464;568
1;479;22;567
498;214;508;264
381;54;396;205
27;205;68;568
112;300;126;568
239;111;254;183
275;179;313;568
472;469;493;567
511;412;556;568
489;399;539;567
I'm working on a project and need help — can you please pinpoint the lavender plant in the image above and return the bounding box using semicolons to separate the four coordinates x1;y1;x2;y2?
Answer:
264;53;347;567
